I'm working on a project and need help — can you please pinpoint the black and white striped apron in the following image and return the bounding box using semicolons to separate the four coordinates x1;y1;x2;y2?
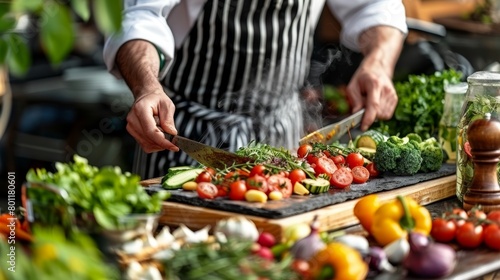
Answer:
136;0;314;178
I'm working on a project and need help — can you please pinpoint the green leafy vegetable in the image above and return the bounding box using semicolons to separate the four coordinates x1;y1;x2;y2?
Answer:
25;155;170;231
373;69;463;138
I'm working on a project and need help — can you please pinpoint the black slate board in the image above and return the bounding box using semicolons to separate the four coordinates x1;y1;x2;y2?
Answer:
145;164;456;219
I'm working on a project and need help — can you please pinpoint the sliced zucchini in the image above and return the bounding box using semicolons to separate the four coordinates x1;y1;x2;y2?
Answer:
162;168;204;190
301;178;330;194
161;166;196;184
354;130;388;149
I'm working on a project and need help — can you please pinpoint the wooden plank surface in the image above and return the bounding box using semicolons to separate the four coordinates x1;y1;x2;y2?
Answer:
157;175;456;241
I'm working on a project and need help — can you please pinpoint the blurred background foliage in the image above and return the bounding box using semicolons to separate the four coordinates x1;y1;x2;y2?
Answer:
0;0;122;76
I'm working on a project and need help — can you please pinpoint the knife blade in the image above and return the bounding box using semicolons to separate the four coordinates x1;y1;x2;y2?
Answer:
299;109;365;146
164;133;251;169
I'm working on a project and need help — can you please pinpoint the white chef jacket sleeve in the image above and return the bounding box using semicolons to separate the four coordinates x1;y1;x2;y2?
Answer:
103;0;180;80
326;0;408;52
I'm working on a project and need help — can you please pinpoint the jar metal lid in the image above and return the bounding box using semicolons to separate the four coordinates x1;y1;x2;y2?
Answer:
467;71;500;83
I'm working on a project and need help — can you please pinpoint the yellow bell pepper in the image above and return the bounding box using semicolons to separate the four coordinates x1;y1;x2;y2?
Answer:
371;195;432;246
308;242;368;280
353;194;380;235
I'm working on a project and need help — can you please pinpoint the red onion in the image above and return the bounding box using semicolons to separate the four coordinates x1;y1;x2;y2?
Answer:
289;216;325;261
403;232;456;278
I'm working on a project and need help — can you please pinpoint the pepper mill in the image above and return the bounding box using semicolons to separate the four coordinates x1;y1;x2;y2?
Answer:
463;113;500;212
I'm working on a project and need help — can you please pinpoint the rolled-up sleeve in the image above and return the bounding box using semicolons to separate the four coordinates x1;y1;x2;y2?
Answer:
327;0;408;52
103;0;180;79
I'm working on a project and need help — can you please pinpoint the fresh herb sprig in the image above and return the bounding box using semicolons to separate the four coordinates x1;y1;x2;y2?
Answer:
234;141;315;177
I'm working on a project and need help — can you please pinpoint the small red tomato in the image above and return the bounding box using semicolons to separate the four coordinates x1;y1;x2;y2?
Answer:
297;144;313;158
196;171;213;183
196;182;218;199
330;167;353;188
431;218;457;243
455;221;483;249
483;223;500;250
291;259;311;279
246;175;269;194
351;166;370;184
228;180;247;201
331;155;345;165
366;162;380;178
468;209;487;220
288;169;307;186
487;210;500;225
267;174;293;198
205;167;216;176
249;164;267;177
313;156;338;177
346;152;364;169
446;208;468;227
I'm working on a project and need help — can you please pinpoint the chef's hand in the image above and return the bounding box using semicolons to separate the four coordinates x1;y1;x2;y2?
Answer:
126;89;180;153
346;25;405;131
115;40;180;153
347;61;398;131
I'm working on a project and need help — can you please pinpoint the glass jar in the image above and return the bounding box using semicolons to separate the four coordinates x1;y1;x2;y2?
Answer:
439;82;467;163
456;71;500;202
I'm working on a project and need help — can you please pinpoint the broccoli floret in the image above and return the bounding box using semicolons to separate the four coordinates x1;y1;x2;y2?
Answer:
417;137;444;173
374;136;422;176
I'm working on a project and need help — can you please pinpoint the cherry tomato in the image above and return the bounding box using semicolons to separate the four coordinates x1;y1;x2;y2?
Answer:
196;182;218;199
464;141;472;158
483;223;500;250
249;165;267;177
487;210;500;225
330;167;353;189
228;180;247;201
430;218;457;243
351;166;370;184
288;169;307;186
313;156;338;177
225;169;249;181
366;162;380;178
246;175;269;194
267;174;293;198
446;208;468;227
468;209;487;220
205;167;216;176
331;155;345;165
291;259;311;279
196;171;213;183
297;144;313;158
216;184;228;197
455;221;483;249
346;152;364;169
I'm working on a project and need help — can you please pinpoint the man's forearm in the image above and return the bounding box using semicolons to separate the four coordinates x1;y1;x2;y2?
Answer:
358;26;405;78
115;40;164;99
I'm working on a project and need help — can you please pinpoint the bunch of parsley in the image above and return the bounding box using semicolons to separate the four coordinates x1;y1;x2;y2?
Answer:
373;69;463;138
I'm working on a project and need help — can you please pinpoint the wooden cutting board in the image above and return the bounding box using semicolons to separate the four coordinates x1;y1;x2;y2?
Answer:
143;164;457;241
